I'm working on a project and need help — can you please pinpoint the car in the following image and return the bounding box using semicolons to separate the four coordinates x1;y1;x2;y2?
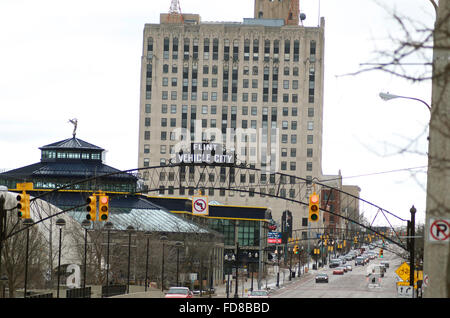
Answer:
355;257;365;266
164;287;193;298
346;264;352;271
315;273;329;283
329;259;341;268
381;261;390;269
248;290;269;298
333;267;345;275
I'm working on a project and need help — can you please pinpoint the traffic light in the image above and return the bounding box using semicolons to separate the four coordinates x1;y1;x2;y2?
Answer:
379;248;384;258
308;192;320;222
98;195;109;221
86;195;97;221
293;245;299;254
16;193;30;219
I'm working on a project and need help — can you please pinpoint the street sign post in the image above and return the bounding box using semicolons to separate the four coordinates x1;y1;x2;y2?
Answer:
395;262;410;282
397;285;414;298
192;196;208;215
428;218;450;243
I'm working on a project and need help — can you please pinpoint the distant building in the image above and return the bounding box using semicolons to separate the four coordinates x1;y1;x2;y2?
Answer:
138;0;326;242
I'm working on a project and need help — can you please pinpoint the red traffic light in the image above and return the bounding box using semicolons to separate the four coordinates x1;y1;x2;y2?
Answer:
310;194;319;204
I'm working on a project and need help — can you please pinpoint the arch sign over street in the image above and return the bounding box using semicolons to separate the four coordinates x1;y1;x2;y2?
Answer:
428;218;450;243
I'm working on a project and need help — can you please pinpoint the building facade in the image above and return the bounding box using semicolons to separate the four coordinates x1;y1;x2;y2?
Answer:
137;1;326;242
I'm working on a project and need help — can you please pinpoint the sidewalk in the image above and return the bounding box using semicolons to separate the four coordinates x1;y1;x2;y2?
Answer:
212;264;313;298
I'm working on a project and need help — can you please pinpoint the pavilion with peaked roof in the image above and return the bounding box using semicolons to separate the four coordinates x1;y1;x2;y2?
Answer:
0;136;138;193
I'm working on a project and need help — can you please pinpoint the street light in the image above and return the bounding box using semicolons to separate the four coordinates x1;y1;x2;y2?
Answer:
126;225;135;294
56;218;66;298
81;219;91;289
104;221;114;298
160;234;168;292
379;92;431;111
224;252;235;298
175;241;184;286
23;218;34;298
144;231;152;292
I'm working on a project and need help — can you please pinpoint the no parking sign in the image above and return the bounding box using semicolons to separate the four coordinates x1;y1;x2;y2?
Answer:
428;218;450;243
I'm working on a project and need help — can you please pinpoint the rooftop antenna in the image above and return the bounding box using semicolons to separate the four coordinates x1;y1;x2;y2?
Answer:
167;0;184;24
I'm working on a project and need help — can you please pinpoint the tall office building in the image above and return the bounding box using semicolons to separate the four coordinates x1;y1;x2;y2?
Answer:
137;0;326;238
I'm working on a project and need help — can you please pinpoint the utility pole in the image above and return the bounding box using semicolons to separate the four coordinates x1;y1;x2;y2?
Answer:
424;1;450;298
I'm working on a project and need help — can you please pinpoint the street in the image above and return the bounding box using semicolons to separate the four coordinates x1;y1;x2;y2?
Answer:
270;246;403;298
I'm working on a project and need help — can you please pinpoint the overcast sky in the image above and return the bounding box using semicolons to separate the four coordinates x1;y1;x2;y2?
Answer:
0;0;435;226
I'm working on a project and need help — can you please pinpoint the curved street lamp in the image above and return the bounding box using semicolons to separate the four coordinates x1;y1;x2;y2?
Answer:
379;92;431;111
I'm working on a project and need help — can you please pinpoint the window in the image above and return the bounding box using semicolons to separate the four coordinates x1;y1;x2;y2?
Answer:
307;121;314;130
291;134;297;144
291;121;297;130
307;135;314;144
290;148;296;157
290;162;296;171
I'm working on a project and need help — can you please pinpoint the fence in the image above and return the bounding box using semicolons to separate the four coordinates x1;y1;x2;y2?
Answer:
101;284;127;298
66;287;91;298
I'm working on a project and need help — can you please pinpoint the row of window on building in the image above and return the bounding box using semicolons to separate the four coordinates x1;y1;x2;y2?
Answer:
147;37;316;64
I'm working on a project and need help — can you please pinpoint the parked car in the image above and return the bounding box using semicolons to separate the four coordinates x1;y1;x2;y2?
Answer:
333;267;345;275
248;290;270;298
165;287;193;298
315;273;329;283
346;264;353;271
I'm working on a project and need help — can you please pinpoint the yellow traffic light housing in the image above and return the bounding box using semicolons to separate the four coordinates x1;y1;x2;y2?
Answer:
293;245;299;254
86;195;97;221
308;192;320;222
379;248;384;258
98;195;109;221
16;192;30;219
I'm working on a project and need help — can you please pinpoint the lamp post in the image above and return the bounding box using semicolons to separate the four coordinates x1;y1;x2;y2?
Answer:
23;218;34;298
379;92;431;111
56;218;66;298
0;188;7;287
247;251;258;291
234;242;239;298
224;252;235;298
126;225;135;294
160;234;168;292
144;231;152;292
175;241;183;286
81;219;91;289
104;221;114;298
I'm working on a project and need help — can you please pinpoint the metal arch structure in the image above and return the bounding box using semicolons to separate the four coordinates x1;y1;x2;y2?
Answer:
10;161;411;251
135;161;410;251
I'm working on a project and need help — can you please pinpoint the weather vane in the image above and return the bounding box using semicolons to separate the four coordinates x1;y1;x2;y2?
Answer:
68;118;78;138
